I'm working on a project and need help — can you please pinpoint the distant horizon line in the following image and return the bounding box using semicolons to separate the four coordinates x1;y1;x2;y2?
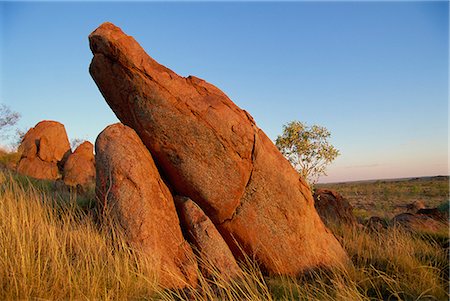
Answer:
317;174;449;185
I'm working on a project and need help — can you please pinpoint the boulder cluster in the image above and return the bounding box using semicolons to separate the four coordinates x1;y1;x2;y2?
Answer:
16;120;95;188
88;22;349;288
312;189;448;234
15;22;446;291
14;22;353;290
368;198;449;233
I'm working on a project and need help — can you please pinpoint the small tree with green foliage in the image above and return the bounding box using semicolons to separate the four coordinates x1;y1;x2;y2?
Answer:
275;121;339;185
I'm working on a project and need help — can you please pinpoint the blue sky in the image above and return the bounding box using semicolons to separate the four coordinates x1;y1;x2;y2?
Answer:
1;1;448;182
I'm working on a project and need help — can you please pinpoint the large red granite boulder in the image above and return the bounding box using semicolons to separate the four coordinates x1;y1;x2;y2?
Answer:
17;120;71;180
95;123;197;289
89;22;348;275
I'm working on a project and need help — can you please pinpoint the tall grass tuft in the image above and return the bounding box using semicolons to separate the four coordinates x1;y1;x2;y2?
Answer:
0;170;448;300
0;171;160;300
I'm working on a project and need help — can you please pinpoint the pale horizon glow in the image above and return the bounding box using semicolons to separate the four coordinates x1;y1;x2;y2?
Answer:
0;1;448;183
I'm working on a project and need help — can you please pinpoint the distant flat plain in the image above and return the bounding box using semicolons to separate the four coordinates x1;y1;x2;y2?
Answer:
317;176;449;220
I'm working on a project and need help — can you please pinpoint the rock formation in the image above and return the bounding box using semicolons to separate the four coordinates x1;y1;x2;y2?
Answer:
176;196;241;281
405;200;426;213
365;216;389;232
95;123;197;288
416;208;448;222
313;189;357;227
63;141;96;188
17;120;71;180
392;212;447;233
89;22;348;275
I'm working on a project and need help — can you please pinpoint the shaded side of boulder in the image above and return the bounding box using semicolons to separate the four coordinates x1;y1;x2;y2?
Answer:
217;131;349;274
89;22;349;275
63;141;96;188
175;196;241;281
313;189;357;227
17;120;71;180
95;123;197;289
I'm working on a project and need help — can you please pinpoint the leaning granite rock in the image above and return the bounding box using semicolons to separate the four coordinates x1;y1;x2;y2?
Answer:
95;123;197;289
313;189;357;227
176;196;241;281
17;120;71;180
63;141;96;188
89;22;348;275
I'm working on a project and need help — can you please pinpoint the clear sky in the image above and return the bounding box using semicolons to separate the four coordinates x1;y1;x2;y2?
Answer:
1;1;448;183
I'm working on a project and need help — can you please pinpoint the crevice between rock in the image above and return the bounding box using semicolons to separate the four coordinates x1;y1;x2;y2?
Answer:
218;129;258;226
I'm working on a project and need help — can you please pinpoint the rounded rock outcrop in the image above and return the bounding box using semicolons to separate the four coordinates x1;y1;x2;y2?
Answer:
63;141;96;188
95;123;197;289
313;189;357;227
17;120;71;180
89;22;349;275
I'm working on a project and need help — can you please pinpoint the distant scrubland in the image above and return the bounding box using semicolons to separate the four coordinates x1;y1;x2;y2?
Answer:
318;176;449;221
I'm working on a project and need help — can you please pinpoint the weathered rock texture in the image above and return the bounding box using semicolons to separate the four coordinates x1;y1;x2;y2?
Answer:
176;196;241;281
89;22;348;275
313;189;357;227
95;123;197;288
63;141;96;187
17;120;71;180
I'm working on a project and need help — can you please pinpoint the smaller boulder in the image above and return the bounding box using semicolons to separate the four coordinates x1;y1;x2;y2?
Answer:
416;208;448;222
392;213;447;233
365;216;388;232
406;200;426;212
95;123;197;289
17;120;71;180
175;196;241;281
63;141;95;188
313;189;357;227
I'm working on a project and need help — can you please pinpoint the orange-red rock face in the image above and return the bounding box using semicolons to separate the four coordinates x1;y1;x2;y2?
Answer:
95;123;197;288
17;120;71;180
89;22;348;275
63;141;96;187
176;196;241;281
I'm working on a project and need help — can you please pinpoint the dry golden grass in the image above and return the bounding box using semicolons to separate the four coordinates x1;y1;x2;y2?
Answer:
0;170;448;300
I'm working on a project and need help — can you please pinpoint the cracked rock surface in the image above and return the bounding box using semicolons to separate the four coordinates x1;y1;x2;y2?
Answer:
90;22;348;275
95;123;197;289
176;196;241;281
17;120;71;180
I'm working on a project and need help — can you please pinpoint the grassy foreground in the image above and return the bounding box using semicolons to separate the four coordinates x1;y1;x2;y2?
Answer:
0;170;448;300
